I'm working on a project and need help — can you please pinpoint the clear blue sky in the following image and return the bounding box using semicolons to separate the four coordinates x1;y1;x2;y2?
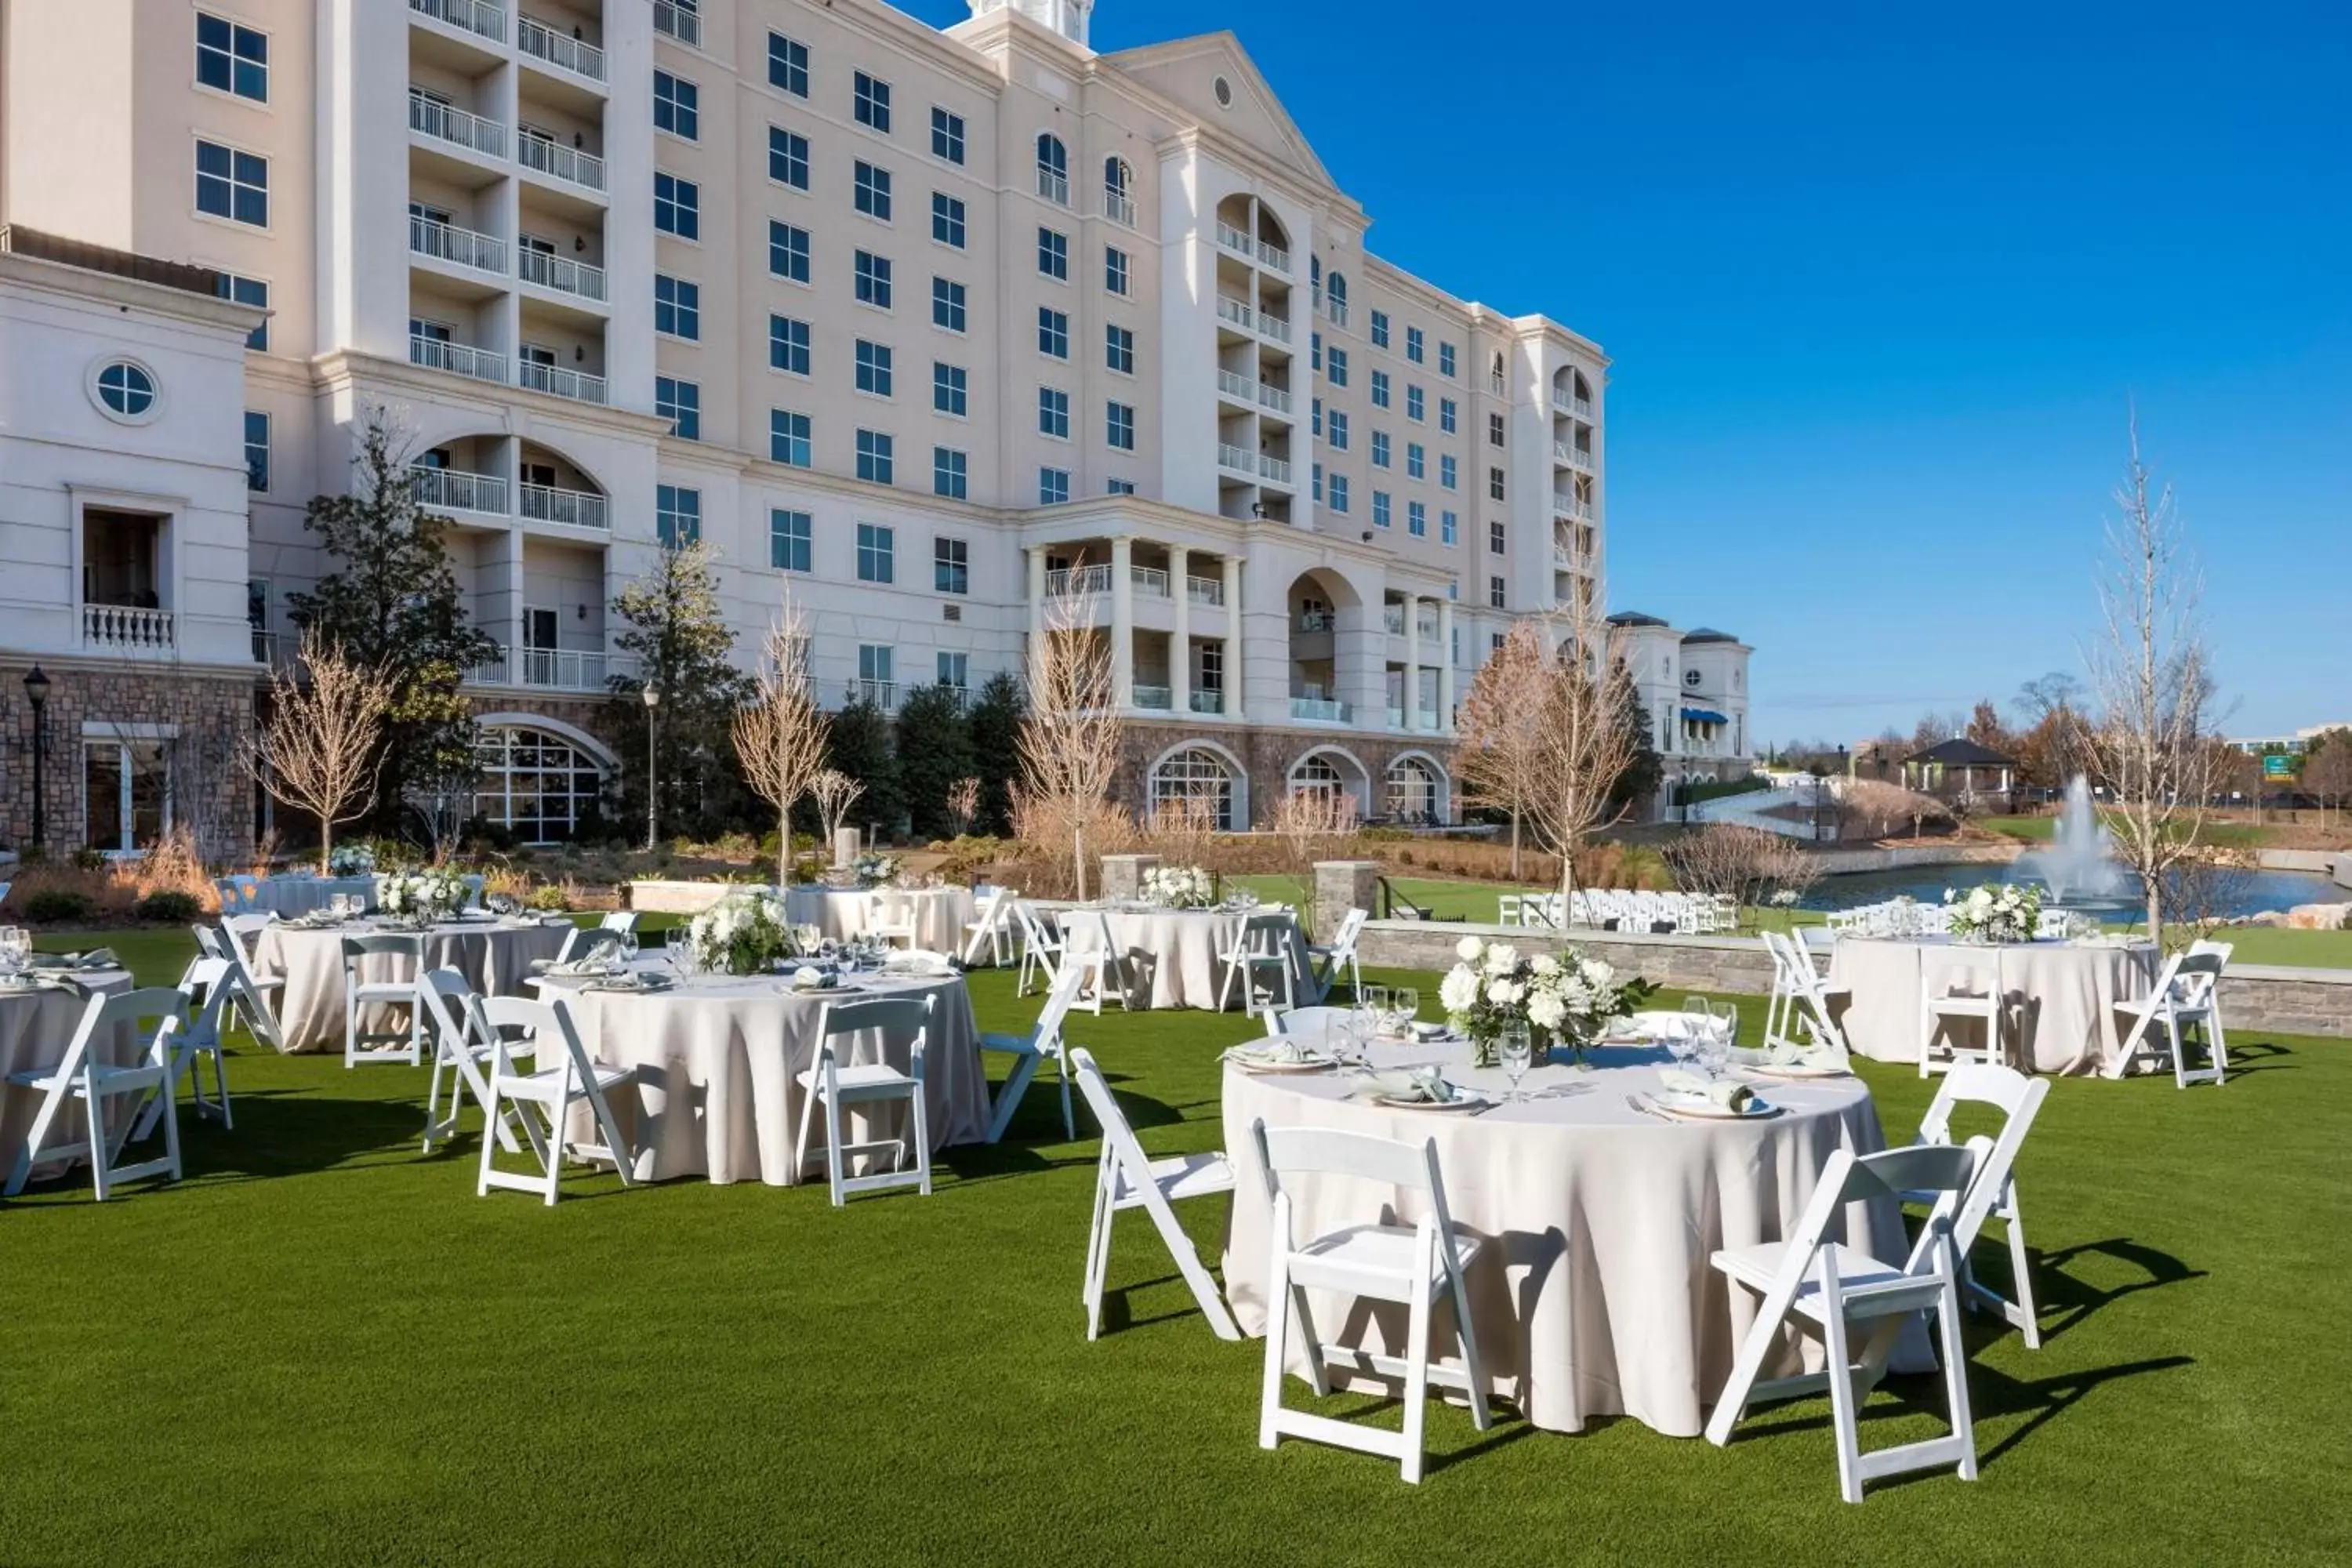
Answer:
910;0;2351;743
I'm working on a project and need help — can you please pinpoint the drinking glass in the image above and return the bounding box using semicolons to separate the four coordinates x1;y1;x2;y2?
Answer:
619;930;640;967
1713;1001;1740;1049
1665;1026;1699;1073
1363;985;1390;1029
1500;1024;1533;1102
1698;1027;1731;1080
1392;986;1421;1033
1682;995;1711;1025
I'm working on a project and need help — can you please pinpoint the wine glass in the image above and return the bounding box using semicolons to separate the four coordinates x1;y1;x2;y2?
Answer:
1665;1025;1699;1075
619;928;640;968
1363;985;1390;1030
1392;985;1420;1035
1500;1024;1533;1103
1713;1000;1740;1050
1682;995;1711;1029
1698;1025;1732;1080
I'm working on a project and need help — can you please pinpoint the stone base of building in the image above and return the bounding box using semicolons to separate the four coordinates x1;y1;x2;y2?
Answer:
1117;720;1459;829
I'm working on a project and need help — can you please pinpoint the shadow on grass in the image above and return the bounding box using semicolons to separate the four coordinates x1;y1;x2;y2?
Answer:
2031;1236;2207;1345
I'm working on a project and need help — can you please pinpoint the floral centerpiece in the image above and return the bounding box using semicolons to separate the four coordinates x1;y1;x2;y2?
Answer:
1438;935;1652;1067
850;851;900;889
328;844;376;877
684;891;802;975
1945;883;2042;944
379;870;466;924
1139;865;1215;909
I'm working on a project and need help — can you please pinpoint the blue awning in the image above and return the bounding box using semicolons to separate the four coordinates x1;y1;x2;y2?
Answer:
1681;706;1729;724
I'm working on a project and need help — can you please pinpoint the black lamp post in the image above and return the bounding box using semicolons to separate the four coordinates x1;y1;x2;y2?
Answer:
641;680;660;851
23;665;52;852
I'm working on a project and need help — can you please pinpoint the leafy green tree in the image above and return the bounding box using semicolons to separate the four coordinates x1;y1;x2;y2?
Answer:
604;541;752;840
286;411;502;837
964;670;1025;836
895;682;976;840
1607;677;1665;820
826;695;902;834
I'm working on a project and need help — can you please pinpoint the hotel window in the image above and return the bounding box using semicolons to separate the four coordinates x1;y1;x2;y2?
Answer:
1106;477;1136;495
768;127;811;190
853;161;893;220
1489;466;1507;501
1406;385;1425;422
1489;412;1506;447
853;71;891;133
933;448;968;502
769;221;811;283
858;645;894;702
938;651;969;691
853;249;892;308
1371;431;1390;469
931;191;965;248
1106;401;1135;451
1311;332;1321;372
854;339;893;397
1490;519;1508;554
1312;463;1322;503
654;172;699;238
654;71;699;140
1105;324;1134;374
1037;227;1069;281
1439;342;1457;377
1372;491;1392;528
1490;575;1506;609
1406;325;1425;364
931;107;965;164
1406;442;1425;479
1408;500;1428;538
656;485;701;548
216;273;268;350
933;361;967;416
1441;509;1459;546
771;409;811;466
1328;410;1349;451
855;430;895;485
1370;369;1389;408
932;276;966;332
1439;397;1457;434
195;140;267;227
768;31;809;96
1440;455;1457;490
1038;307;1069;358
1328;474;1350;514
1370;310;1390;349
1105;246;1130;295
243;411;270;492
196;12;267;103
655;377;700;440
655;274;699;340
771;509;812;572
769;314;811;375
1312;397;1322;438
1038;387;1070;439
934;535;969;593
1039;467;1070;504
1327;347;1348;388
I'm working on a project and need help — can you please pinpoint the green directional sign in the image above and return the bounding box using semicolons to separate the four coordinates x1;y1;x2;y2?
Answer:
2262;753;2296;779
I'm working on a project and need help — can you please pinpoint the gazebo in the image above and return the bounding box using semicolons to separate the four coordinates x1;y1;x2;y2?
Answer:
1901;737;2018;804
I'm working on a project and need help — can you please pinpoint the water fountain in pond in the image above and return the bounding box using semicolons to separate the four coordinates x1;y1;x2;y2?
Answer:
2017;775;2129;906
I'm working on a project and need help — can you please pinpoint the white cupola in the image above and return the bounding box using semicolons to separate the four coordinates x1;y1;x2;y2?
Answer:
967;0;1093;48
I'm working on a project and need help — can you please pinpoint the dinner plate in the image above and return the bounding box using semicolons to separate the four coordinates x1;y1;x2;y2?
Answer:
1643;1093;1780;1120
1370;1091;1487;1112
1226;1054;1336;1075
1746;1060;1848;1080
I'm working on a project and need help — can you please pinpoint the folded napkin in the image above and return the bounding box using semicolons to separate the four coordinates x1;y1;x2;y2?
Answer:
1762;1037;1842;1072
1225;1040;1327;1069
1657;1068;1753;1112
883;949;953;976
788;966;840;992
1360;1067;1466;1104
30;948;115;971
584;971;671;993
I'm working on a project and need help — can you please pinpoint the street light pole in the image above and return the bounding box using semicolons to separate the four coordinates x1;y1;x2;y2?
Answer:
641;681;661;852
24;665;52;853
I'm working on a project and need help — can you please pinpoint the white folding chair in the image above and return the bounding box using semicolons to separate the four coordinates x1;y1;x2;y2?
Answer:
1496;894;1524;928
979;963;1086;1142
341;933;426;1067
554;925;629;967
1704;1142;1985;1503
597;911;641;937
1763;931;1851;1064
960;886;1018;967
2111;950;2230;1087
5;987;189;1200
139;956;235;1134
1059;909;1129;1015
474;995;637;1204
419;968;524;1156
1305;908;1368;1004
1908;1063;2051;1348
1217;912;1298;1019
1919;954;2009;1076
793;993;937;1206
197;920;285;1051
866;888;919;949
1072;1047;1239;1341
1251;1120;1493;1483
1015;902;1065;997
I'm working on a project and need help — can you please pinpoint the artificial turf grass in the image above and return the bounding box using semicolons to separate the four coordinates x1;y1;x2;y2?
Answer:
3;938;2349;1565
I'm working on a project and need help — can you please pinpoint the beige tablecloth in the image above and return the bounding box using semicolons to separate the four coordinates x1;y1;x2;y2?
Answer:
1827;935;2161;1074
535;966;989;1185
1058;906;1316;1011
1221;1038;1913;1438
250;918;573;1054
246;877;379;917
784;886;976;955
0;970;136;1174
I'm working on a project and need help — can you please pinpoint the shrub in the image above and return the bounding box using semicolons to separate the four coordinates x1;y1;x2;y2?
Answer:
526;884;571;912
134;891;203;924
71;848;106;871
23;889;96;924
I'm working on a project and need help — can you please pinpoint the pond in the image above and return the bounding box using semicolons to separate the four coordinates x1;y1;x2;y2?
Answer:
1802;859;2340;920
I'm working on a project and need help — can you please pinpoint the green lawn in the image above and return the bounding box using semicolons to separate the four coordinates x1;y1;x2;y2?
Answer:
1982;814;2292;851
3;930;2347;1564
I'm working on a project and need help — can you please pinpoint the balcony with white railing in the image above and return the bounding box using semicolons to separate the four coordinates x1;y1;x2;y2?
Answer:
855;678;898;712
1132;684;1173;711
1489;373;1508;396
1185;575;1225;607
1258;453;1292;485
409;93;507;159
520;482;608;529
1385;704;1403;728
1216;221;1254;260
409;214;507;276
1573;396;1594;420
409;333;508;384
1552;442;1594;470
1382;605;1406;635
1290;695;1350;723
1258;383;1293;416
517;360;608;404
517;134;606;193
1551;547;1586;572
83;603;175;653
652;0;699;46
1552;493;1594;522
1102;190;1135;228
1327;298;1349;329
1296;611;1336;633
1216;368;1257;404
410;0;506;45
1217;443;1257;477
1257;238;1290;273
517;15;605;82
517;246;607;302
408;463;508;515
516;647;611;691
1189;689;1225;715
1036;166;1070;206
1130;565;1170;598
1045;564;1112;597
1258;311;1292;345
1215;295;1254;332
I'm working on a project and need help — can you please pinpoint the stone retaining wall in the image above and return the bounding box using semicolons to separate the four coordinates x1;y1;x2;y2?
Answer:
2217;966;2352;1039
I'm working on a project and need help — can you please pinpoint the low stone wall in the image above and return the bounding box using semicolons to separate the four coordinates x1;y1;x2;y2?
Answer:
2335;854;2352;891
1813;841;2022;876
2218;966;2352;1039
2256;848;2338;873
628;878;761;914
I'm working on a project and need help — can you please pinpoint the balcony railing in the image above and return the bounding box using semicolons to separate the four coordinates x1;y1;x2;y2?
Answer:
409;215;507;275
1216;442;1257;477
1385;705;1403;728
1257;238;1290;273
1382;606;1406;635
1258;383;1293;416
517;246;607;301
1185;575;1225;607
1036;166;1069;206
1573;396;1594;419
1189;689;1225;715
1258;454;1291;485
517;134;605;192
409;333;507;384
1327;298;1349;329
1552;494;1594;521
1130;565;1170;598
1296;611;1335;633
855;678;898;712
408;463;508;514
1551;548;1589;572
521;482;609;529
1553;442;1594;470
1102;190;1135;228
408;93;506;158
517;647;610;691
251;628;288;667
83;602;175;652
410;0;505;45
1215;295;1254;332
1132;684;1173;711
1258;311;1293;345
1045;564;1111;597
517;360;608;404
1216;368;1257;403
652;0;699;46
1553;394;1595;419
1215;221;1254;260
1417;614;1439;640
517;16;605;82
1290;696;1350;723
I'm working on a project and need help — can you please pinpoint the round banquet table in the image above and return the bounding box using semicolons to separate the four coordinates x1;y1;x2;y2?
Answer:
1220;1036;1920;1438
249;916;573;1054
1826;935;2161;1075
783;885;976;956
532;964;990;1185
0;969;137;1176
245;876;380;917
1058;906;1316;1011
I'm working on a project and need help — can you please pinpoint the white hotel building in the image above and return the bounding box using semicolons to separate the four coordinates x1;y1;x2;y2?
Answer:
0;0;1746;853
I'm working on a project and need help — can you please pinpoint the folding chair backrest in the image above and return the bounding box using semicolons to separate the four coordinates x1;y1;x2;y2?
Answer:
2138;950;2187;1006
1244;910;1292;951
599;910;641;935
1017;901;1057;949
1327;908;1367;959
418;967;480;1054
961;887;1007;963
817;992;936;1049
477;993;592;1088
99;986;192;1070
557;926;627;965
1254;1121;1459;1258
223;913;275;949
1915;1067;2048;1254
1032;962;1088;1047
2187;938;2233;968
176;956;234;1042
2172;950;2225;1004
191;924;230;962
342;933;423;972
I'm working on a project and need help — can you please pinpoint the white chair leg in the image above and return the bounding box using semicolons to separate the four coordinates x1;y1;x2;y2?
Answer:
1447;1266;1494;1432
475;1085;503;1196
1938;1274;1980;1481
2005;1187;2041;1350
1821;1298;1864;1504
823;1095;847;1207
1258;1243;1291;1450
158;1071;182;1183
2209;1010;2229;1085
2168;1014;2188;1089
912;1087;933;1199
89;1082;113;1202
1399;1274;1434;1485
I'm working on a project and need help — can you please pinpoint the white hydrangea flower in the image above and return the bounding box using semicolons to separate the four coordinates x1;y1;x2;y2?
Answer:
1439;967;1479;1013
1530;953;1562;978
1485;942;1519;975
1455;935;1485;963
1486;977;1523;1007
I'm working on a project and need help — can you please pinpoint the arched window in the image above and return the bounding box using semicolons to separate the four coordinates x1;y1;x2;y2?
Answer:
1311;255;1323;287
472;724;608;843
1103;155;1129;196
1327;272;1348;308
1035;132;1068;202
1290;753;1344;797
1150;747;1235;830
1386;757;1439;823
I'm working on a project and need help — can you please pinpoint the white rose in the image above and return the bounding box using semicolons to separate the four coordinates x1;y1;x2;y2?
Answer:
1455;936;1485;963
1530;953;1562;978
1527;993;1566;1031
1439;968;1479;1014
1586;960;1614;987
1486;978;1523;1007
1486;943;1519;975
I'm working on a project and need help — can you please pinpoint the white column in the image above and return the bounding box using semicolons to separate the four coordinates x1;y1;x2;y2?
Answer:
1223;554;1243;721
504;528;525;682
1026;546;1046;676
1438;597;1455;731
1402;593;1421;731
1169;544;1190;719
1110;536;1134;710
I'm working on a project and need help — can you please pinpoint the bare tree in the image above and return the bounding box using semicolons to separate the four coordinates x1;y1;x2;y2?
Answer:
2082;419;2220;936
1520;593;1641;902
2302;731;2352;829
1453;621;1549;879
811;768;865;858
732;594;830;884
244;631;397;873
1140;791;1220;876
1660;822;1822;920
945;777;982;837
1016;590;1125;902
1268;785;1362;938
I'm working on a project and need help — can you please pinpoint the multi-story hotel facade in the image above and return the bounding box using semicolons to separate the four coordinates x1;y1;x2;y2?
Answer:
0;0;1748;854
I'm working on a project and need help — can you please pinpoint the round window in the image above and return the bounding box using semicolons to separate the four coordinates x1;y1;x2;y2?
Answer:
1684;668;1703;688
1213;75;1233;107
93;359;158;420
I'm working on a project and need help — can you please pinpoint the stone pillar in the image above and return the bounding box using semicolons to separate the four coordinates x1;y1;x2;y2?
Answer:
1099;851;1159;902
1402;594;1420;731
1109;535;1134;710
1438;597;1455;731
1025;546;1046;674
1222;553;1243;721
1168;543;1190;718
1314;859;1383;942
